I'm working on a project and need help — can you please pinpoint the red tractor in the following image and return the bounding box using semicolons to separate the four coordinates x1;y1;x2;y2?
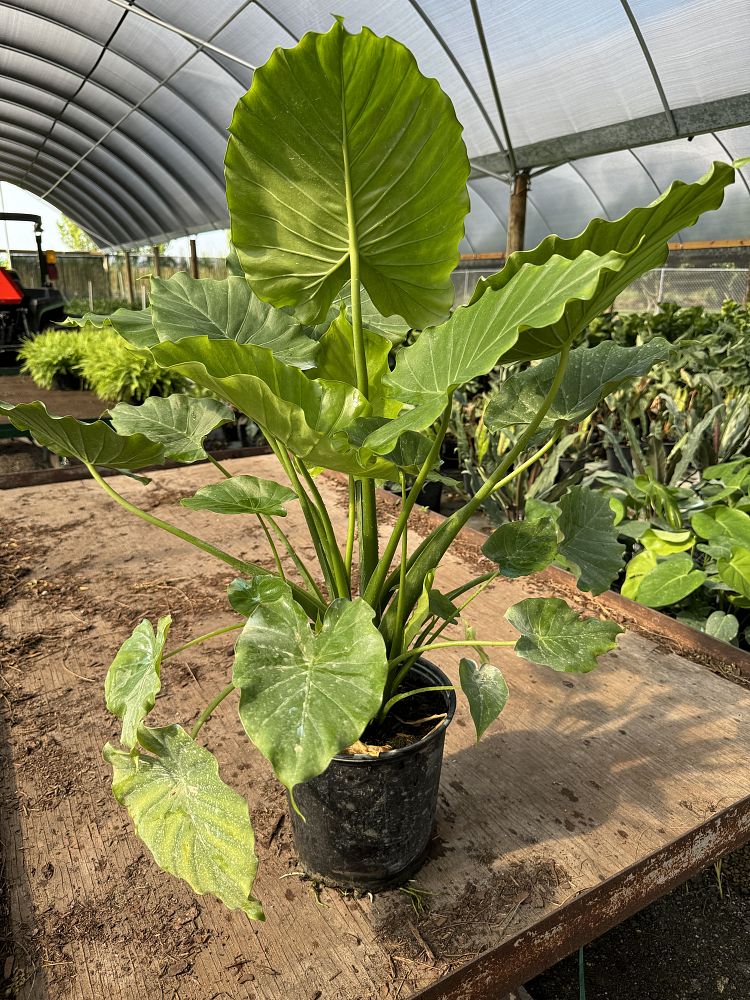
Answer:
0;213;66;354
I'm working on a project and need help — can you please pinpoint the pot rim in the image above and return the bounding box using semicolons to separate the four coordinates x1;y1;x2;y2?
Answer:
332;658;457;767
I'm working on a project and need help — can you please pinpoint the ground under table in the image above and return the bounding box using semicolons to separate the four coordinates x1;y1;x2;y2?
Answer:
2;455;749;1000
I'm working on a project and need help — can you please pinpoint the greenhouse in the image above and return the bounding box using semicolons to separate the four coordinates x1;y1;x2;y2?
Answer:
1;2;749;999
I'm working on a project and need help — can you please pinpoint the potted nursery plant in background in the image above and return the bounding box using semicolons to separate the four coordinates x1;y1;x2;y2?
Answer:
1;20;746;919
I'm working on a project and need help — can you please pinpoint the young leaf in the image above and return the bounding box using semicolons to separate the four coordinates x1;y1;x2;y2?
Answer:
105;616;171;749
485;339;669;433
481;517;558;578
227;576;289;617
639;528;694;557
506;597;622;673
429;589;460;623
459;658;509;741
226;20;470;328
718;547;750;599
69;308;157;348
149;273;318;366
314;307;396;416
182;475;297;517
471;161;737;362
232;585;387;795
0;401;165;470
621;548;658;600
557;486;625;594
704;610;739;644
104;725;264;920
403;571;435;650
110;395;233;463
335;282;410;344
636;553;707;608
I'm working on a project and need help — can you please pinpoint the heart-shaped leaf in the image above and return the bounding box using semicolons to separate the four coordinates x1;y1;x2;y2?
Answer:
557;486;625;595
692;506;750;548
105;616;171;749
226;20;470;328
718;547;750;599
104;725;263;920
485;339;670;433
110;395;233;463
621;548;658;600
150;273;318;366
459;658;509;740
481;517;558;578
182;475;297;517
148;337;395;477
506;597;622;672
471;160;737;362
0;400;165;470
232;584;387;795
636;552;707;607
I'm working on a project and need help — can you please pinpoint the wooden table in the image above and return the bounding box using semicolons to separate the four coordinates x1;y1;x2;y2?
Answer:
2;455;749;1000
0;375;109;432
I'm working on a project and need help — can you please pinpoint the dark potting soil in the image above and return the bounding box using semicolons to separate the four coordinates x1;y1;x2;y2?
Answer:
356;686;448;753
528;839;750;1000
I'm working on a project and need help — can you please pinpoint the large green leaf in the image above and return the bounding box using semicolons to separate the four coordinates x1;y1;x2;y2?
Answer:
378;249;629;426
105;616;171;749
485;339;670;433
148;337;394;477
459;658;509;740
471;161;737;362
692;506;750;548
68;308;157;348
104;725;263;920
718;547;750;599
342;416;433;475
313;306;396;416
481;517;558;578
0;400;164;470
232;583;387;795
149;273;318;366
636;553;707;608
182;475;297;517
336;282;410;344
557;487;625;595
621;549;657;601
227;576;289;617
110;395;233;463
506;597;622;672
225;20;470;328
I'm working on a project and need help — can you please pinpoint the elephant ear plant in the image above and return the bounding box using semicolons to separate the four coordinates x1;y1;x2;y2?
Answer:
2;21;745;919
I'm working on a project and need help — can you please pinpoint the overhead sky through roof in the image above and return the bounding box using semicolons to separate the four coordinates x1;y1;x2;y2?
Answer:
0;0;748;251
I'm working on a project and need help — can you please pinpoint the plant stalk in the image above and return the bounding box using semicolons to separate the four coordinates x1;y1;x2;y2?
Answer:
164;623;244;660
190;683;236;739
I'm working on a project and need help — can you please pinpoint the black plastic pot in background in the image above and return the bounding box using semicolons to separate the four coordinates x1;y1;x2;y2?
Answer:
288;660;456;892
415;480;443;512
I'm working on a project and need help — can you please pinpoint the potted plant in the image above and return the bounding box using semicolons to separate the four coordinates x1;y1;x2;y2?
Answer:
1;21;746;919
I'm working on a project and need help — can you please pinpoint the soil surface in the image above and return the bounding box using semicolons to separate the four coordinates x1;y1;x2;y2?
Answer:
530;840;750;999
2;459;750;1000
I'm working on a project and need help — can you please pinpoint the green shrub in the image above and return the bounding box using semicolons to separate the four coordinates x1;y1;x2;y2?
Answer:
18;328;87;389
65;296;134;316
76;329;187;402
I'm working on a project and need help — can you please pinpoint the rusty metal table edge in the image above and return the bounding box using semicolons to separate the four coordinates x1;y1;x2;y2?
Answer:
412;795;750;999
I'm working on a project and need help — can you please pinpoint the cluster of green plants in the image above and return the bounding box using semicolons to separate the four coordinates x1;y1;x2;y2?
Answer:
598;458;750;648
1;20;745;919
18;325;186;401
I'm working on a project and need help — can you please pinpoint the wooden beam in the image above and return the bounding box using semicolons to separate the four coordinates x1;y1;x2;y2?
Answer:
123;250;135;307
152;244;161;277
189;237;199;279
461;238;750;264
505;170;530;256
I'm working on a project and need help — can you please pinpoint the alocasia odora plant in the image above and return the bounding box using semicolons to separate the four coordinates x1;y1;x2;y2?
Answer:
1;20;746;919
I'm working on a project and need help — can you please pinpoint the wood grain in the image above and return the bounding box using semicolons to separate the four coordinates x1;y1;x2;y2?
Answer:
2;454;749;1000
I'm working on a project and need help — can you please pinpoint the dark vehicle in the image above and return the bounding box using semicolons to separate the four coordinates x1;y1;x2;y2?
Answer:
0;214;66;351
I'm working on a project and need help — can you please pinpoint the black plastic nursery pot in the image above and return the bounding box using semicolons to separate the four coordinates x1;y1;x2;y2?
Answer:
288;660;456;892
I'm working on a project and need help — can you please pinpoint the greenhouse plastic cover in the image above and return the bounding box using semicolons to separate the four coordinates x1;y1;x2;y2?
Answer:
1;0;748;251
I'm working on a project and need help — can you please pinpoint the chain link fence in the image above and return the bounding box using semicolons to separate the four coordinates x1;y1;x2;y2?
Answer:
8;251;750;315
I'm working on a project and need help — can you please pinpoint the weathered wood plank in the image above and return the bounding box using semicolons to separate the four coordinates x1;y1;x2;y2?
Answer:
2;454;749;1000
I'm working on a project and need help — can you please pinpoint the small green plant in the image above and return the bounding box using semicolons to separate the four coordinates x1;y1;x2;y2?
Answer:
18;328;86;389
76;328;186;402
1;21;746;920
